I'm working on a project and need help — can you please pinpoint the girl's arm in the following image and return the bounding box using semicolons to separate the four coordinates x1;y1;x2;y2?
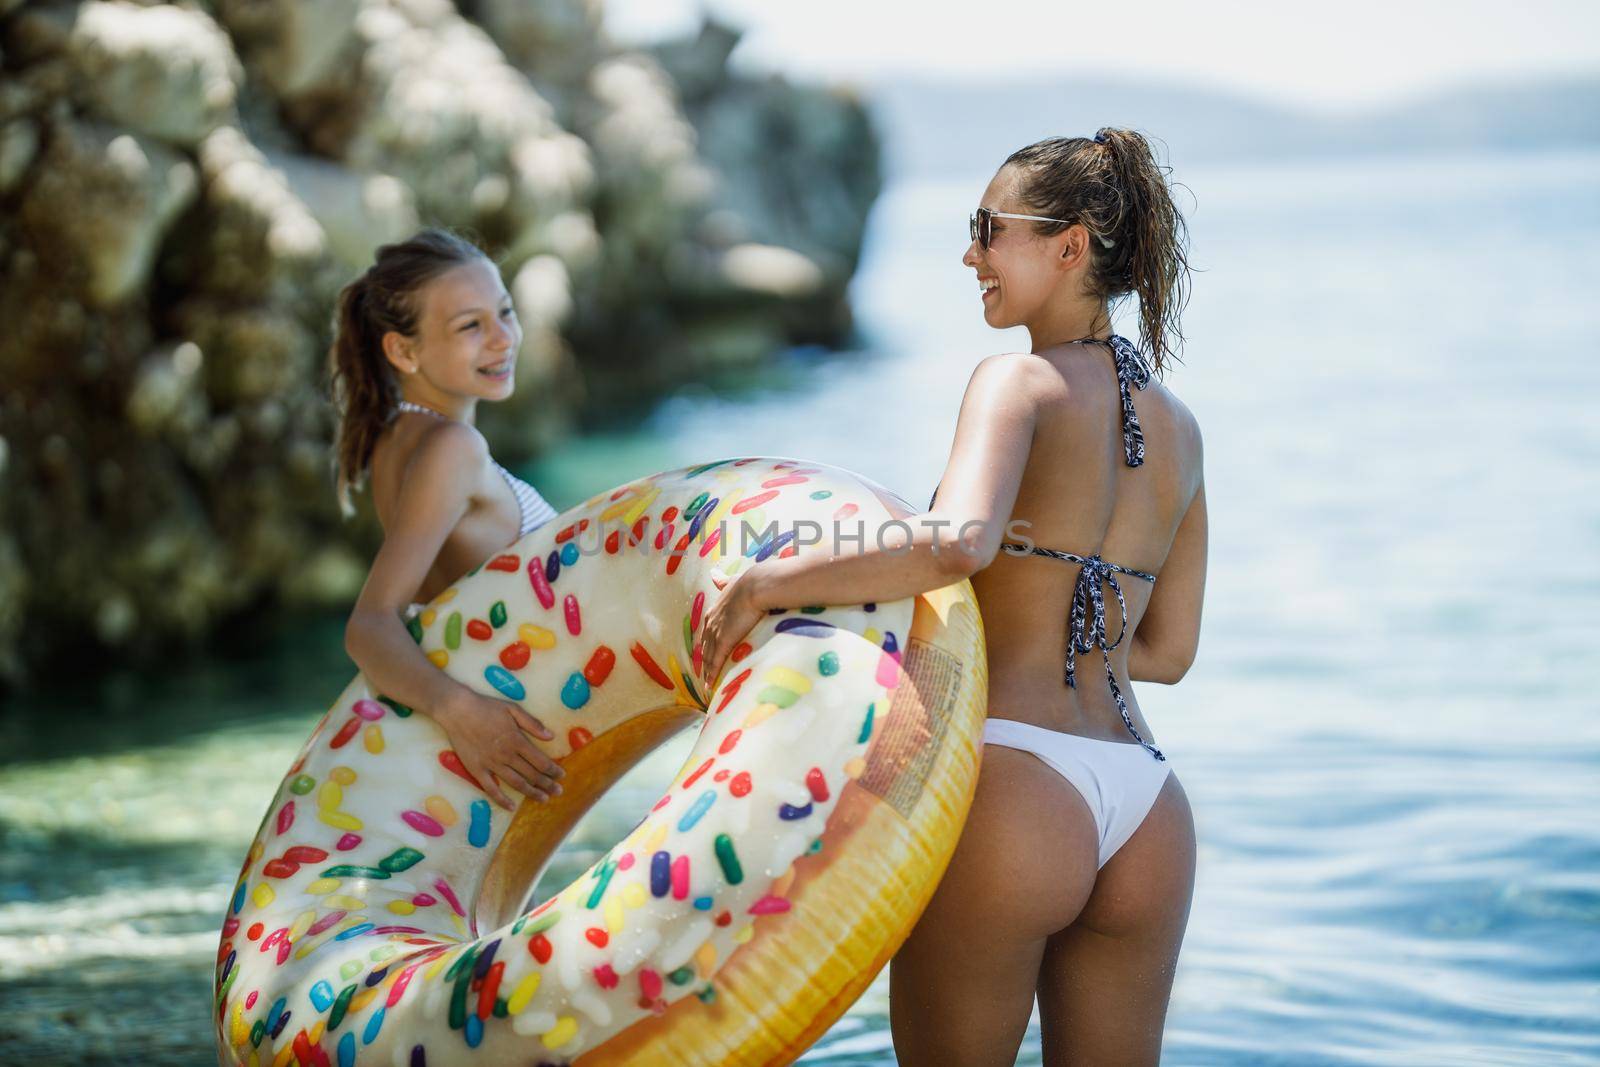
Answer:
343;420;480;711
697;355;1041;685
343;420;564;809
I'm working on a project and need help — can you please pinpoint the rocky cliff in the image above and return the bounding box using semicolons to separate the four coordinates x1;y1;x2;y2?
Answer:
0;0;882;688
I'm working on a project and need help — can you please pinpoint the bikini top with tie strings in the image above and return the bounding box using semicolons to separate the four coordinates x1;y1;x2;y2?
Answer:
393;399;558;539
928;334;1166;761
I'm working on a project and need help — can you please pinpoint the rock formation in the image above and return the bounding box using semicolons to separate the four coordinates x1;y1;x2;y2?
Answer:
0;0;881;688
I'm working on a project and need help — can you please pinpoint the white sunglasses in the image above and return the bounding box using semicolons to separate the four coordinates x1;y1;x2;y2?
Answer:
969;207;1116;250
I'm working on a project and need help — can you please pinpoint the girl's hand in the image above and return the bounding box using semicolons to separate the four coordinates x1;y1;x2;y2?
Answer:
696;571;766;694
433;689;566;811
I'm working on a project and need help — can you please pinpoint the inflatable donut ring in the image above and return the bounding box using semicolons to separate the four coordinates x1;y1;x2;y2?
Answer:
213;457;988;1066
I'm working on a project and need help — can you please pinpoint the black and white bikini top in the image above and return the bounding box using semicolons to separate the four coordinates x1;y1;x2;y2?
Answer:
394;399;558;540
929;334;1166;761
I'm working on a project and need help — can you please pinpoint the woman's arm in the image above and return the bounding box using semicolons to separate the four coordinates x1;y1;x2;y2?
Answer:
1128;633;1180;684
696;355;1041;685
343;420;564;809
1130;477;1207;685
747;354;1041;609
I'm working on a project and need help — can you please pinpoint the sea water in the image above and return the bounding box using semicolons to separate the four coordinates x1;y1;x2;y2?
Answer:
2;148;1596;1064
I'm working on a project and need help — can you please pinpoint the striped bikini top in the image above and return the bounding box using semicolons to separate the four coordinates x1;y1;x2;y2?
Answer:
394;399;558;539
929;334;1166;761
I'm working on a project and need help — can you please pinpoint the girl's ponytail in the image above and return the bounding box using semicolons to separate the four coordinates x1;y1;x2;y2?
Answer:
327;272;398;518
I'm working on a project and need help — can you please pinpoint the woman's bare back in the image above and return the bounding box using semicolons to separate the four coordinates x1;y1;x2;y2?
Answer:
971;344;1205;744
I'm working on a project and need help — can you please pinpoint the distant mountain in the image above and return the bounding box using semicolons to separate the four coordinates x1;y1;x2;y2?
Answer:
869;73;1600;178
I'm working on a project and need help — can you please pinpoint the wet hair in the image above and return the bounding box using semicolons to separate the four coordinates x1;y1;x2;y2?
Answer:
325;227;491;518
1003;128;1193;375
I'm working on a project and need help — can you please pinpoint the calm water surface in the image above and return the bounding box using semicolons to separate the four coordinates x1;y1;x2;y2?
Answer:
3;148;1597;1064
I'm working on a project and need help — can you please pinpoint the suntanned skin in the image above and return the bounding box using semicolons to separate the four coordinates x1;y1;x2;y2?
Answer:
697;163;1206;1065
342;257;567;813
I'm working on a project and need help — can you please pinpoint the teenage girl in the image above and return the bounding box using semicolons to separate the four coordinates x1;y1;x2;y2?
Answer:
697;129;1206;1065
329;228;567;813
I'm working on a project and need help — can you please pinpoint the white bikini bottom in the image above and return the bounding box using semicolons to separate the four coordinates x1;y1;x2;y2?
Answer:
982;718;1173;869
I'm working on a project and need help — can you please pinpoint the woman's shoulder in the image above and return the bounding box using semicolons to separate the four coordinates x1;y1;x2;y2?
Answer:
972;350;1080;407
973;350;1043;375
969;351;1061;393
1147;376;1202;440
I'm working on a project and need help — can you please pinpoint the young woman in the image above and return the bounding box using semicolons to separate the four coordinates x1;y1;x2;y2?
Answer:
330;228;568;813
696;129;1206;1065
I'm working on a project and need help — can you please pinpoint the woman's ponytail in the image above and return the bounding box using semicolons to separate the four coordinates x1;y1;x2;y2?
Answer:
1092;127;1192;376
1004;129;1194;375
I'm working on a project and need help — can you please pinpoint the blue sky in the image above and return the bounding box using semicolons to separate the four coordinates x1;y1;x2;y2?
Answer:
604;0;1600;113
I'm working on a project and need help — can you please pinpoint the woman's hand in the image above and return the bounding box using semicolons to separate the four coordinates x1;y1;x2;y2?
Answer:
696;571;767;694
433;689;566;811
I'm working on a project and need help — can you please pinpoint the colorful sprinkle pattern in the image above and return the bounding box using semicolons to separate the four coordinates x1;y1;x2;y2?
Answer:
214;459;916;1065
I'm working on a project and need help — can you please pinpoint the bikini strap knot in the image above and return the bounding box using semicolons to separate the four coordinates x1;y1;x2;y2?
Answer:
1064;552;1163;760
1064;554;1131;687
1106;334;1152;467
